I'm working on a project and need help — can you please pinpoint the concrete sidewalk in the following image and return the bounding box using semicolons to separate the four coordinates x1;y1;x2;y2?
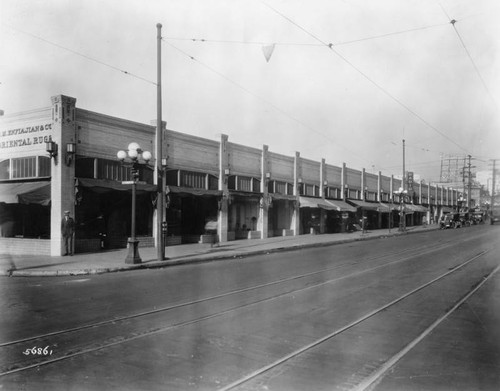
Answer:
0;225;438;277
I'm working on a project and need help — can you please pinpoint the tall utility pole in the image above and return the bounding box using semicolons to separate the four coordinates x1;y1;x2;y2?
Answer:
492;159;497;224
402;139;405;192
399;139;406;232
467;155;472;209
156;23;165;261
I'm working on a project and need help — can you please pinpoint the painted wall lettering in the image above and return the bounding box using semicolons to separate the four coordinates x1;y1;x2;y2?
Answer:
0;123;53;150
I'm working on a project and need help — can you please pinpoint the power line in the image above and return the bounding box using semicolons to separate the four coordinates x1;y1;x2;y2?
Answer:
435;2;498;110
452;23;498;109
163;39;372;165
261;1;471;155
163;22;448;48
5;24;157;86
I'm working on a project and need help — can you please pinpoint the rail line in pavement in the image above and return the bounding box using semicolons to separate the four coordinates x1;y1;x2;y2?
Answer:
0;232;490;379
218;250;492;391
0;238;454;349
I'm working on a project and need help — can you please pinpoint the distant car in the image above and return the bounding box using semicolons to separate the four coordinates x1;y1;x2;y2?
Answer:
440;213;461;229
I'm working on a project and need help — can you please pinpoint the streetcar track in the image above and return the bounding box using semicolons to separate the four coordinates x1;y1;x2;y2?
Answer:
354;263;500;391
0;239;489;378
218;250;491;391
0;239;453;349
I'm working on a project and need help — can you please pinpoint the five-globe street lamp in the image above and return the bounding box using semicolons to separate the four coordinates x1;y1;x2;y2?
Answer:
117;142;152;264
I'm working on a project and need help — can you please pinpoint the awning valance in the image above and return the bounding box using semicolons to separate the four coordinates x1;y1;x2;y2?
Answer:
166;185;222;198
77;178;157;193
229;190;262;200
324;199;357;212
406;204;429;213
378;202;398;212
0;181;51;206
299;196;337;210
270;193;297;201
348;200;382;211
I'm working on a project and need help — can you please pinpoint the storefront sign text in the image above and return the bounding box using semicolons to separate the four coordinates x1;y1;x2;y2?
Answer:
0;124;53;149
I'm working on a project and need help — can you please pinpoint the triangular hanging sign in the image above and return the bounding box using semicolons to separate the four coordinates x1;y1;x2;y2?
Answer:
262;44;275;62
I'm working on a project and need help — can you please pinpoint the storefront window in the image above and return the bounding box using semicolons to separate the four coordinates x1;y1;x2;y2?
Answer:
228;176;260;192
11;157;36;179
0;157;51;180
330;188;341;199
366;191;377;201
274;181;287;194
75;157;95;178
252;178;261;192
94;157;152;183
238;176;252;192
0;159;9;180
166;169;179;186
305;184;315;196
97;159;130;181
181;171;205;188
208;175;218;190
349;189;359;199
38;156;51;177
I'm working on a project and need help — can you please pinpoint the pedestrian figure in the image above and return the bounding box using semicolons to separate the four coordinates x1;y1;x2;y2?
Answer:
61;211;75;256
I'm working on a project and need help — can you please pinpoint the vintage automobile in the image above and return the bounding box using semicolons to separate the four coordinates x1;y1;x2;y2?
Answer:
440;213;461;229
472;211;485;225
459;212;472;227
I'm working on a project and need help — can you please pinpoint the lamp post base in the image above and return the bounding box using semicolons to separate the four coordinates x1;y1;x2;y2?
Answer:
125;239;142;264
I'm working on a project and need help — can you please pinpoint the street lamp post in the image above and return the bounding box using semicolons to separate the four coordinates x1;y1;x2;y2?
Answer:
117;142;152;264
395;187;408;232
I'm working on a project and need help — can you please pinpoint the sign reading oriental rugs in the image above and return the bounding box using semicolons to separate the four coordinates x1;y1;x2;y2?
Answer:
0;124;53;150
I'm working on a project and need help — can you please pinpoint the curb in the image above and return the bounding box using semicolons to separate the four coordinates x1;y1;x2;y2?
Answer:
3;227;437;277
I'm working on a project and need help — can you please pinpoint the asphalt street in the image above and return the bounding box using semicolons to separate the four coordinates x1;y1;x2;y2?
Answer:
1;225;499;391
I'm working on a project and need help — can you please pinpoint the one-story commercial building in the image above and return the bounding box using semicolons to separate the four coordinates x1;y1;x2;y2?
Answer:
0;95;460;256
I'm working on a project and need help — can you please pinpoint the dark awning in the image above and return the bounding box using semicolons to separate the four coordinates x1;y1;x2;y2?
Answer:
77;178;157;193
270;193;296;201
299;196;337;210
166;185;222;198
324;199;357;212
348;200;382;211
378;202;399;212
229;190;262;200
0;181;51;206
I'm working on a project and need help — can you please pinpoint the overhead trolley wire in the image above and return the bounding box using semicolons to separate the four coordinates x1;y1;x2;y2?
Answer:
5;24;157;86
163;22;449;47
436;1;498;110
261;1;471;155
163;38;371;165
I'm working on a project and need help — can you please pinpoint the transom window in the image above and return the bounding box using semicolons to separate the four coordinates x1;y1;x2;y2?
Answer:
0;156;51;180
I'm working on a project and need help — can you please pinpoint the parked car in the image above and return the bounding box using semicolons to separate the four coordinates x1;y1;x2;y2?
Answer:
472;211;484;225
440;213;461;229
459;212;472;227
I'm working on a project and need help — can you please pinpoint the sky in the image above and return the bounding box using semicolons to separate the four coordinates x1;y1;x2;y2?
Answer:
1;0;499;185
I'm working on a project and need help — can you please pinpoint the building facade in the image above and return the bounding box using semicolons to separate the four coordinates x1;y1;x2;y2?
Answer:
0;95;460;256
